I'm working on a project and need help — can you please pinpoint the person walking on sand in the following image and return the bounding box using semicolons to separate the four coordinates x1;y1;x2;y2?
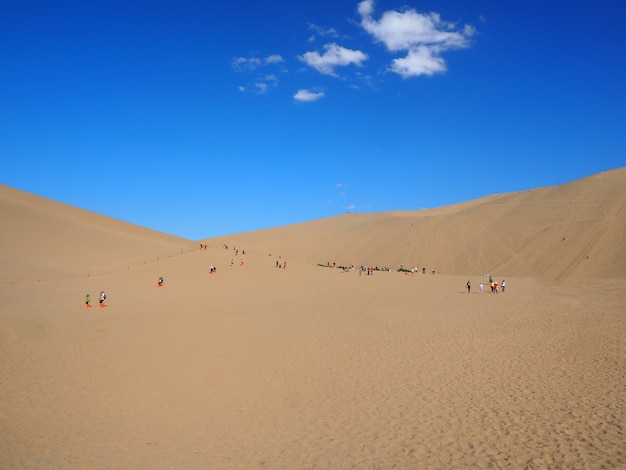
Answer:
501;280;506;292
99;291;106;308
467;280;471;294
85;294;91;308
158;276;164;287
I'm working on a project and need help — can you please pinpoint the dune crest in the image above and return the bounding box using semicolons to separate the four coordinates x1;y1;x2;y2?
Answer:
0;185;194;283
210;168;626;283
3;168;625;283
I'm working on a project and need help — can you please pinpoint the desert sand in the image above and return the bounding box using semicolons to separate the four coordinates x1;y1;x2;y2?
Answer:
1;169;625;469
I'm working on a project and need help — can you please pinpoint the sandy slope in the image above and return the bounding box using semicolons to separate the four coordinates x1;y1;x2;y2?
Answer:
1;169;625;469
0;185;195;282
212;168;626;283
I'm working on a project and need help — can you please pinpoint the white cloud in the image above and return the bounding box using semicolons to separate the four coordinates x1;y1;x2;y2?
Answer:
294;89;325;102
265;54;284;65
234;1;475;99
357;0;475;78
233;54;285;95
390;46;446;77
254;83;269;94
232;54;284;72
357;0;374;17
231;56;262;72
300;43;368;76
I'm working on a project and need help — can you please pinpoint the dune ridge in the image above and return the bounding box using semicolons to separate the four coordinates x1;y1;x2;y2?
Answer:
0;185;194;283
3;168;625;284
209;168;626;283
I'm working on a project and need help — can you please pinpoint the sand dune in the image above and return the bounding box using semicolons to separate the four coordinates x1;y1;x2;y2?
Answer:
1;169;625;468
209;168;626;283
0;185;194;283
2;168;625;284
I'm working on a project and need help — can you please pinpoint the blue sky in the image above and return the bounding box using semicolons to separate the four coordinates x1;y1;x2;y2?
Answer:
2;0;625;239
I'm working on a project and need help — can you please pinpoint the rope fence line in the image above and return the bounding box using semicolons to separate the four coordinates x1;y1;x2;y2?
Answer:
1;245;204;286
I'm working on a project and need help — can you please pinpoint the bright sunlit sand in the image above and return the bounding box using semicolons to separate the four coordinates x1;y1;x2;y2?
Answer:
1;169;625;469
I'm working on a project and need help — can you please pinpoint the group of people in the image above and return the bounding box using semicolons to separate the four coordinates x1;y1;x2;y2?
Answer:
406;266;433;275
268;253;287;269
222;244;244;256
490;280;505;293
85;277;166;309
85;291;106;308
467;277;507;294
488;274;506;293
83;241;256;310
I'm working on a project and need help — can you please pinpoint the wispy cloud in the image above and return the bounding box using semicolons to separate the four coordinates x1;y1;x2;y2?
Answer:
231;54;285;71
299;43;368;76
294;89;325;102
233;54;285;94
337;183;350;200
265;54;284;65
254;83;269;94
357;0;475;77
308;23;340;40
231;56;262;72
